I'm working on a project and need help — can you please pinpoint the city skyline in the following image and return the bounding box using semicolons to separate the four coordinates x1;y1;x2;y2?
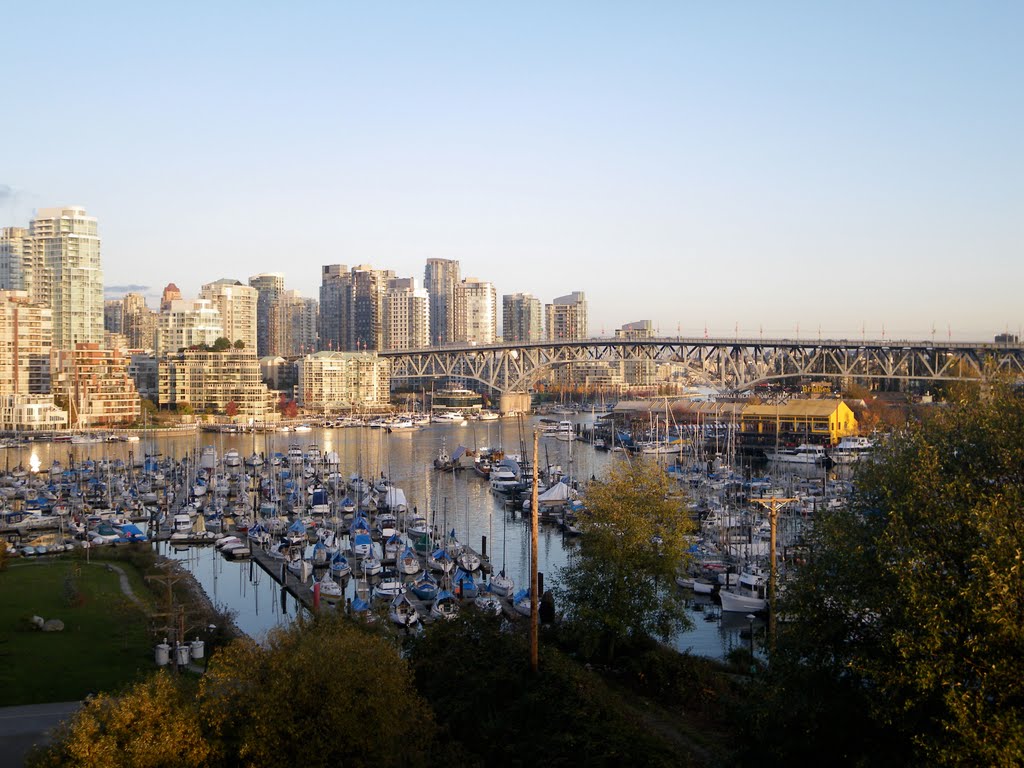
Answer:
2;3;1021;341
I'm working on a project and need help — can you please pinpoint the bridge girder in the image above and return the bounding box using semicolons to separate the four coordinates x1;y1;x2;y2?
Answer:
381;338;1024;394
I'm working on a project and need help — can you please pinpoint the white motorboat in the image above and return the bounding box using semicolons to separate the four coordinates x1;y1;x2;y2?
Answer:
831;436;875;464
764;443;831;466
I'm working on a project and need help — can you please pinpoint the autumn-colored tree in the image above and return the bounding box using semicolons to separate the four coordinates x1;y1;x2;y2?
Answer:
32;672;212;768
275;394;298;418
554;457;694;660
225;401;238;418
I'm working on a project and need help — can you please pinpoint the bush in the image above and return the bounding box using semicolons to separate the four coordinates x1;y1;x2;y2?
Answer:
409;612;684;767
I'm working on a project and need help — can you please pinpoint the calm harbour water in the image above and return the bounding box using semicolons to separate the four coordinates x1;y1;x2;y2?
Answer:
12;416;757;660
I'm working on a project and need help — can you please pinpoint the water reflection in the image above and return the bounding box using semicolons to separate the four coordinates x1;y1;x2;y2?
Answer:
9;417;757;657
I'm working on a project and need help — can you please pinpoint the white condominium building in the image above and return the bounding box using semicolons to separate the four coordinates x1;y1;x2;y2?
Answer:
296;351;391;411
30;207;104;350
156;299;224;357
159;348;272;419
0;208;104;350
200;279;258;352
454;277;496;344
383;277;430;350
545;291;588;341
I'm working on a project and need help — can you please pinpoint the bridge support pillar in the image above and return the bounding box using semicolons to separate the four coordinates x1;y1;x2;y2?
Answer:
499;391;532;416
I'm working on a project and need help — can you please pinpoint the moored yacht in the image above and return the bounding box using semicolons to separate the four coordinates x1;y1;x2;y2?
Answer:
764;443;832;467
831;436;875;464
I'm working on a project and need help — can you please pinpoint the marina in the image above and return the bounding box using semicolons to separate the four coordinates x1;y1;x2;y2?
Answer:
0;415;853;658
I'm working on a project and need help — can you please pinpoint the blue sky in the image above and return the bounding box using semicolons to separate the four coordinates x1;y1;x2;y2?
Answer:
2;2;1021;340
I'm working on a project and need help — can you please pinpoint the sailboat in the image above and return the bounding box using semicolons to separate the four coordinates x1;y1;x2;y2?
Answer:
430;589;460;621
316;571;344;601
398;545;422;575
389;593;421;626
410;571;439;600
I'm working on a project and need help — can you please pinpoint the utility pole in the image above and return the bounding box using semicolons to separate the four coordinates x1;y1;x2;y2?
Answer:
748;495;796;651
147;560;202;671
530;427;540;674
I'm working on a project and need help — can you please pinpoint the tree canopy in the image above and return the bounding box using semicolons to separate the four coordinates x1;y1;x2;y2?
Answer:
33;614;433;768
554;457;694;659
277;394;298;419
200;614;431;768
751;381;1024;766
32;673;212;768
409;611;684;766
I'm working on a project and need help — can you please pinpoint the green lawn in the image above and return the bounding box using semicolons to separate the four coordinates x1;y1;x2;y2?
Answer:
0;560;155;705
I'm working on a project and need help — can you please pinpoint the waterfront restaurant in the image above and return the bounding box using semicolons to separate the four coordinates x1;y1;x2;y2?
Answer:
740;399;858;446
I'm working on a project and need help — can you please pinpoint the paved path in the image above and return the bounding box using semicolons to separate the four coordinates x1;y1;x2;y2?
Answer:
91;562;144;608
0;701;81;768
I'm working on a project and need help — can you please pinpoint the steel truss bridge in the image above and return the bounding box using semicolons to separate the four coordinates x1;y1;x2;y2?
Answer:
380;337;1024;394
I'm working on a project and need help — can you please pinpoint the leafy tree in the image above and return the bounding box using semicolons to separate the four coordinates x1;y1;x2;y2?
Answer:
225;401;238;418
31;672;212;768
554;456;694;660
756;381;1024;766
177;402;193;416
35;614;433;768
277;394;298;419
232;339;244;349
200;613;431;768
211;337;231;351
409;612;682;767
